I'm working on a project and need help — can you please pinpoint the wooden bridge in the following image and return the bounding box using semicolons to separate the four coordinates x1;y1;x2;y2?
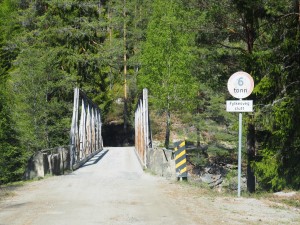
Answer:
24;88;153;179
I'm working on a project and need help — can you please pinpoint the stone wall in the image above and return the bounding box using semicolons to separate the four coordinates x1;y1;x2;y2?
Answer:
24;147;70;180
146;148;176;179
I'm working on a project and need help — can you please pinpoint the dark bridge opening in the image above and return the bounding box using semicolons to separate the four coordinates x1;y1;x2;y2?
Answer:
102;123;134;147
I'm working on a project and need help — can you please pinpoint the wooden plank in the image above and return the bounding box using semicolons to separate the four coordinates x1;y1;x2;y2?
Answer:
86;104;91;155
70;88;79;168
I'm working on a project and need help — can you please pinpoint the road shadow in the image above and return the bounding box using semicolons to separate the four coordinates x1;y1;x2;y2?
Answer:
81;149;109;168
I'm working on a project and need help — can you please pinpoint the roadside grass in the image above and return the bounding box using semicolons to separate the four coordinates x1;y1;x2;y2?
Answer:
177;179;228;198
280;197;300;208
177;179;300;210
0;175;53;202
0;188;16;200
143;168;157;176
265;192;300;209
227;189;300;209
0;182;24;201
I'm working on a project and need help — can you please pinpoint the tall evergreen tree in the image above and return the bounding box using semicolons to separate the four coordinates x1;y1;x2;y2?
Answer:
9;0;112;149
0;0;27;184
252;0;300;190
139;0;197;148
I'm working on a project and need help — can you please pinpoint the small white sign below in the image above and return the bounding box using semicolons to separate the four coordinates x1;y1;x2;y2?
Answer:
226;100;253;112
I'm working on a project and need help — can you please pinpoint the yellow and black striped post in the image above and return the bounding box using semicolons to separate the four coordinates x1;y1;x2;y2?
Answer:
174;141;187;179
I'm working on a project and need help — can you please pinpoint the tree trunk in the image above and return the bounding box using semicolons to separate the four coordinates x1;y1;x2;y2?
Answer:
196;126;200;148
247;122;256;193
108;7;113;90
244;8;257;193
165;110;171;149
123;0;128;131
196;91;201;148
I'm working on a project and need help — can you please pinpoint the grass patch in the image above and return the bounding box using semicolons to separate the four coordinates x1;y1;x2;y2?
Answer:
177;178;300;208
280;198;300;208
0;182;24;201
268;193;300;209
143;168;157;176
179;179;230;198
0;175;55;202
0;188;16;200
243;190;300;209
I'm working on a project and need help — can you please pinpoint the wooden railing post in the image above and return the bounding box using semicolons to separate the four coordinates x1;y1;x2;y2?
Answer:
70;88;79;170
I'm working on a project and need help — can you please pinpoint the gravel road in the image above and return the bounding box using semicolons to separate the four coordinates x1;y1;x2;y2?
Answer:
0;147;299;225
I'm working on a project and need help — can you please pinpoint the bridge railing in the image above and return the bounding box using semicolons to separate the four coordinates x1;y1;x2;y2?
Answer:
24;88;103;179
70;87;103;170
135;88;152;168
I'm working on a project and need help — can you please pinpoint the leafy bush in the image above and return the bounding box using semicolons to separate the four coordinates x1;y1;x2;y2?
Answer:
190;154;209;168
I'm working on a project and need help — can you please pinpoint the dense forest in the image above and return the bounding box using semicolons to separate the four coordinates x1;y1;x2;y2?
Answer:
0;0;299;192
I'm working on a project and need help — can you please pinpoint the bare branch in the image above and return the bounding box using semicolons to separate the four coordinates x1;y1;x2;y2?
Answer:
281;81;300;95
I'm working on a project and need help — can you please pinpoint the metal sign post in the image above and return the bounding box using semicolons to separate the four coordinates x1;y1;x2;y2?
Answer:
227;71;254;197
238;111;242;197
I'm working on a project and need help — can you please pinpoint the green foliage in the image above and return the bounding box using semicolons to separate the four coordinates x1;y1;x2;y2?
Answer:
0;76;27;184
190;154;208;168
251;1;300;190
7;0;115;150
11;45;74;149
139;0;197;110
255;97;300;191
254;149;286;191
0;0;28;185
0;89;26;184
222;170;239;191
139;0;198;146
214;132;236;143
207;145;230;158
0;144;28;184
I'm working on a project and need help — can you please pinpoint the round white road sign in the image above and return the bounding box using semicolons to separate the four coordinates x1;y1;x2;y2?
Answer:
227;71;254;99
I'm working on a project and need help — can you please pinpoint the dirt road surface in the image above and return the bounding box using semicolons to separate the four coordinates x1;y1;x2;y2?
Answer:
0;147;299;225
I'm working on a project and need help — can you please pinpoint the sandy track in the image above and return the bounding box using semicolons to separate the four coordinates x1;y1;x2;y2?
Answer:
0;147;299;225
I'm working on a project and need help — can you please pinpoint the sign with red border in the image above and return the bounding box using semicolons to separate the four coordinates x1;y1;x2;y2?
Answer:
227;71;254;99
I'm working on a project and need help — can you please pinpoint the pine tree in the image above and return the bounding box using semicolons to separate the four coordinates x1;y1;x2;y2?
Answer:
9;0;112;149
0;0;27;184
252;0;300;190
